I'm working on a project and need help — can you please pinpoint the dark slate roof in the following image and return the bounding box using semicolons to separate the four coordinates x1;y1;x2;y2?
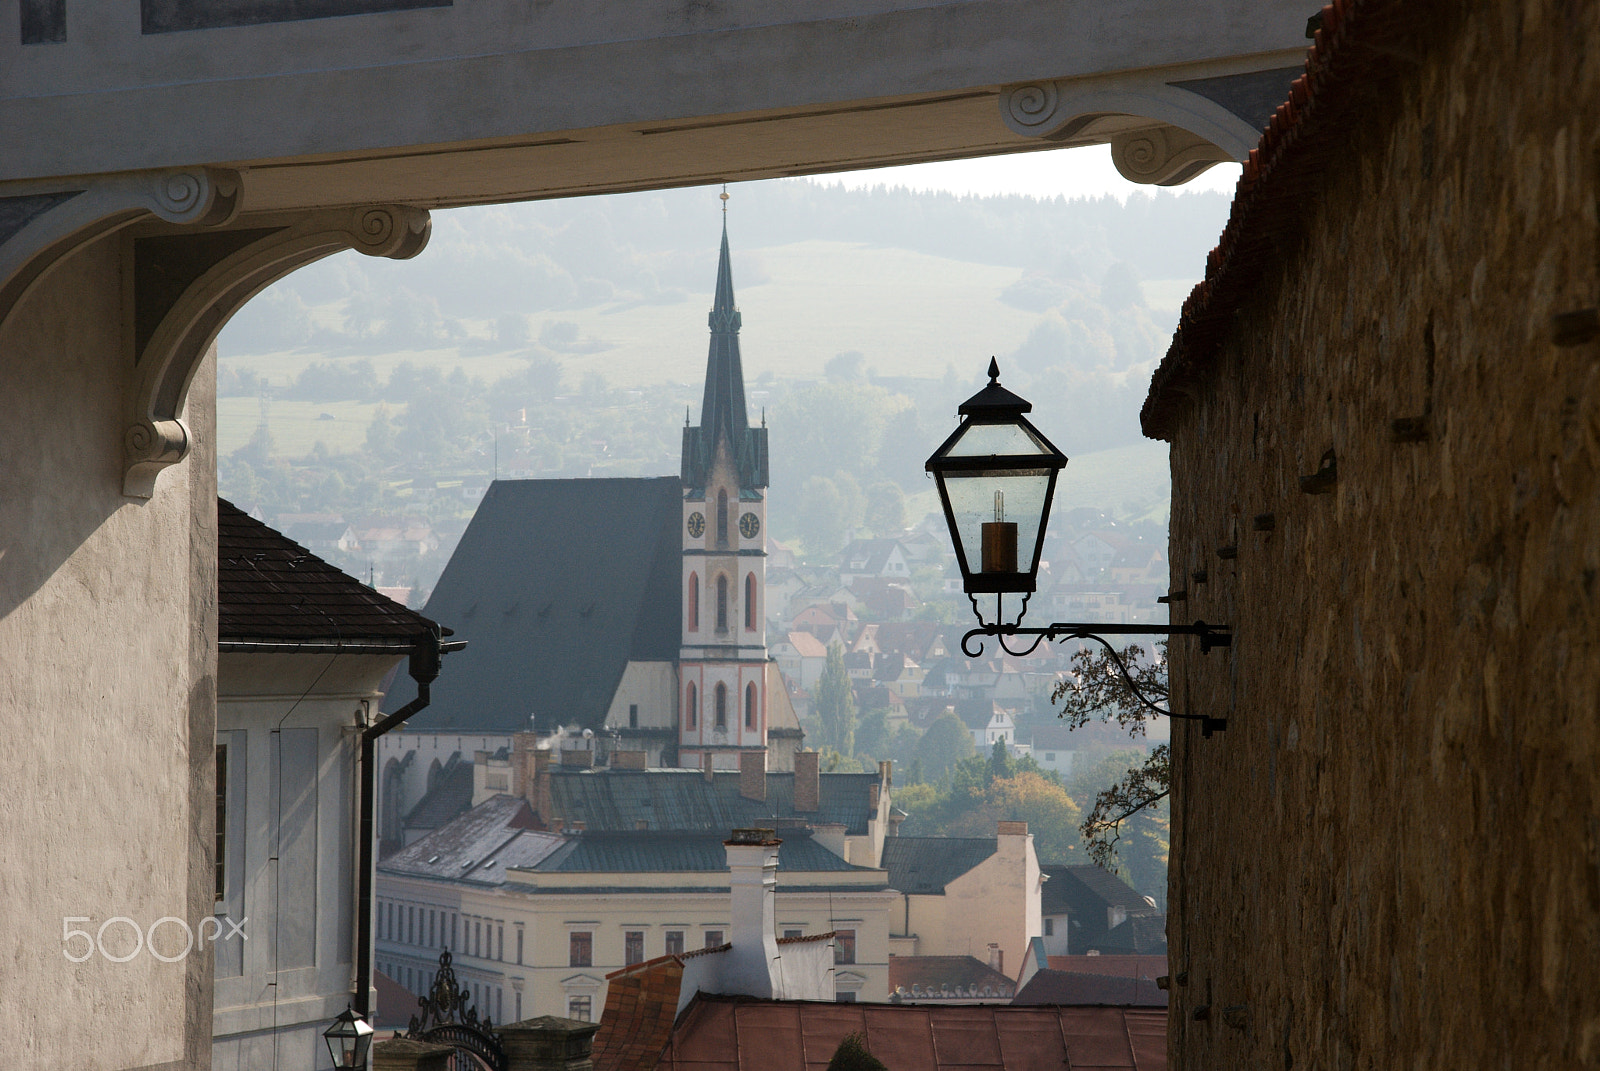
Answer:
681;222;768;492
383;477;682;731
1043;865;1160;917
1012;970;1168;1007
882;836;997;895
546;769;881;836
1088;915;1169;956
218;498;440;646
381;795;566;885
530;830;870;875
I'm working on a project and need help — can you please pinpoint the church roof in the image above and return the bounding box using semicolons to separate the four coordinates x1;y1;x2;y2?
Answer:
383;476;683;732
546;768;883;836
682;222;769;492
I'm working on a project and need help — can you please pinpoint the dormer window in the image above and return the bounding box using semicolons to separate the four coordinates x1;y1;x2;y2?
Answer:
717;489;729;546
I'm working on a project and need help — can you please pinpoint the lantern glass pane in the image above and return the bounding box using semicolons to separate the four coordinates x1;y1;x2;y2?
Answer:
945;420;1053;458
944;469;1051;577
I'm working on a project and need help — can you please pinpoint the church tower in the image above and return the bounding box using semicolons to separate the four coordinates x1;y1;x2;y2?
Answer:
679;213;771;771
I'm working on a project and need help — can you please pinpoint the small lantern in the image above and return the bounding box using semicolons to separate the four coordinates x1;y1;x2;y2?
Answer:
324;1007;374;1069
926;359;1067;602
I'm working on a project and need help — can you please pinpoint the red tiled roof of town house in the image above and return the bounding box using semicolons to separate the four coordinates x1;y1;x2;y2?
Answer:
1142;0;1421;440
656;996;1166;1070
1046;954;1168;980
592;955;686;1071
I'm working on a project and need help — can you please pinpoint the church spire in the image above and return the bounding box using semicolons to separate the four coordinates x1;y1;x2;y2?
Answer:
683;203;768;491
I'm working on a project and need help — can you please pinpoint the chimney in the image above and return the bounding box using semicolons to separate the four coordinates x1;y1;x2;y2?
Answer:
739;750;767;802
868;783;880;809
988;943;1003;975
532;748;553;822
612;750;647;770
723;829;781;999
997;820;1028;837
511;731;538;800
561;748;593;768
703;752;715;782
794;750;820;813
879;759;892;789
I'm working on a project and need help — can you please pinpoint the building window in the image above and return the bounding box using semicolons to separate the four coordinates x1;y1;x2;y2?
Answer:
408;907;415;944
1045;752;1055;762
716;575;728;631
836;992;857;1003
714;683;727;730
516;928;524;965
717;489;729;545
214;745;227;902
625;931;644;965
704;930;724;949
688;573;699;630
475;921;482;958
665;931;684;956
687;683;698;730
745;682;757;730
568;996;592;1022
570;932;593;967
783;929;802;939
744;573;756;630
629;703;639;729
1044;918;1055;936
498;924;504;961
515;991;522;1021
834;930;856;965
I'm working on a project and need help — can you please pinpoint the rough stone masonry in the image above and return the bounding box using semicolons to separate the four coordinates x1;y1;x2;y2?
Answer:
1145;0;1600;1066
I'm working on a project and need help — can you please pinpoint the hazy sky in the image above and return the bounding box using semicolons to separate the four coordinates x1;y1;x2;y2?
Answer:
807;143;1243;202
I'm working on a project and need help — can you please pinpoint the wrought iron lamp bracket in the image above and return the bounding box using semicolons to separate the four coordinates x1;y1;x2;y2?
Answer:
959;614;1232;737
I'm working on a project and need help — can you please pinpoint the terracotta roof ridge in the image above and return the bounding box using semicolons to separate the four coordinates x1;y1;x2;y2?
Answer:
1141;0;1426;439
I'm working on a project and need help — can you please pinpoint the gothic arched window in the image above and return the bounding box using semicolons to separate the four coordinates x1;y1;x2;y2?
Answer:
717;489;729;545
745;682;757;730
715;683;727;730
686;683;698;730
744;573;756;630
716;575;728;632
688;572;699;631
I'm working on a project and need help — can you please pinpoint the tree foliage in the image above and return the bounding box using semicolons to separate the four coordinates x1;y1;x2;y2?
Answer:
1051;643;1170;871
913;710;975;779
815;643;857;756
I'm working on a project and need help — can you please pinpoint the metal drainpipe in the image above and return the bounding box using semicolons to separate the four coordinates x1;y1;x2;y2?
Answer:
354;627;445;1019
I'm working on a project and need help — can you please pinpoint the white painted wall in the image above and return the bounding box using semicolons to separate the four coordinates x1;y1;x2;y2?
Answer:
0;243;216;1070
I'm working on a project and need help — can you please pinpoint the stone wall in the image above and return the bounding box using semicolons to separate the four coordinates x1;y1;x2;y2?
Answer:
1160;1;1600;1066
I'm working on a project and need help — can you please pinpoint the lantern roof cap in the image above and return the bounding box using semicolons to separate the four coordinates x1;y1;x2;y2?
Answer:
959;359;1032;419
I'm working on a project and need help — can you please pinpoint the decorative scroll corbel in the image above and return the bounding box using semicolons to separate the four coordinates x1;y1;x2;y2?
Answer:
1110;126;1235;186
123;204;431;497
997;75;1261;177
0;167;241;329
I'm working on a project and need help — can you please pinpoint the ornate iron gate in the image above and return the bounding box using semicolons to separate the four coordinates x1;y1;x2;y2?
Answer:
405;949;507;1071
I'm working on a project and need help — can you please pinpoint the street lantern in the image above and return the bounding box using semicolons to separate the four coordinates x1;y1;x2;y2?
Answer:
324;1007;374;1069
927;359;1231;735
925;359;1067;604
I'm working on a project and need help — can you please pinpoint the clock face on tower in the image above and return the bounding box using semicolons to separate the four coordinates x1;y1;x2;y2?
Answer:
739;512;760;539
687;512;705;538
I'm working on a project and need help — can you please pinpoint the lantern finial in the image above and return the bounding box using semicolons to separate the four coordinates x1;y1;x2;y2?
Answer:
987;357;1000;383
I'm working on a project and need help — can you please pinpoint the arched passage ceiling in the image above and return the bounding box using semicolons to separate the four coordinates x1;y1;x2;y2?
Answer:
3;0;1311;209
